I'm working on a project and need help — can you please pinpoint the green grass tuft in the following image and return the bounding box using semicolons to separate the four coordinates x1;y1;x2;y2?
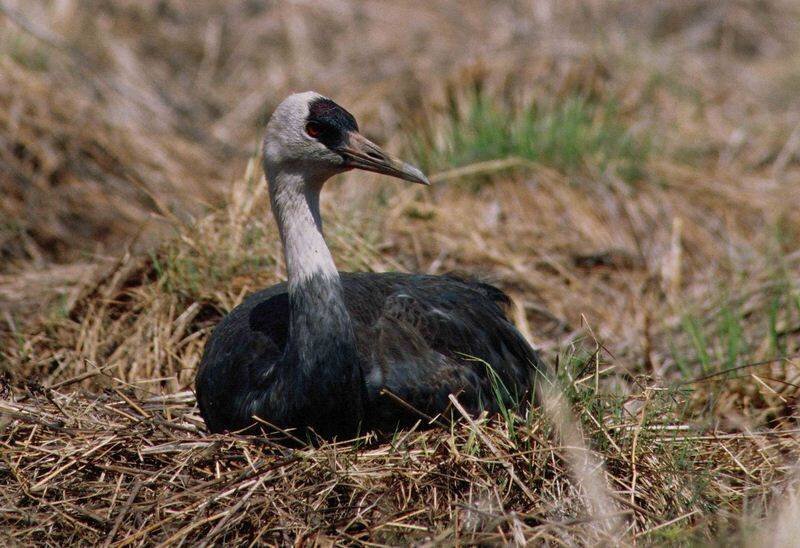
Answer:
410;93;649;184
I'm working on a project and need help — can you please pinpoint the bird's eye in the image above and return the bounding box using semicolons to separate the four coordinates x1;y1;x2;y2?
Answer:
305;122;322;138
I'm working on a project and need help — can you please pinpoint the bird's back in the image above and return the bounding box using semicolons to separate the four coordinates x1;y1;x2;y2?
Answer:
196;272;546;435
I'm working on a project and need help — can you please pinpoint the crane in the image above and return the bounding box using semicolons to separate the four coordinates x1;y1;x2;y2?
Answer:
196;92;546;440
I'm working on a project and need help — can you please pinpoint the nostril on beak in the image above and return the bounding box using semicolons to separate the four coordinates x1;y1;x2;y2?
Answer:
366;150;383;161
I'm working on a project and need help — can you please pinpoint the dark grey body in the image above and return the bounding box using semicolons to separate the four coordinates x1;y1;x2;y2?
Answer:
196;271;546;439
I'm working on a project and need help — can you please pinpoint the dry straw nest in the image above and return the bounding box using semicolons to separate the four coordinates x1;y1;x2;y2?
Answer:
2;375;798;545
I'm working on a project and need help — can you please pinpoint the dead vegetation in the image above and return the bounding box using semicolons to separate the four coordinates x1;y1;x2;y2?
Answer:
2;0;800;545
2;368;798;545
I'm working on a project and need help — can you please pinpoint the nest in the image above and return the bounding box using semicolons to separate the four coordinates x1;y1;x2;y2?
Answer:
2;373;799;545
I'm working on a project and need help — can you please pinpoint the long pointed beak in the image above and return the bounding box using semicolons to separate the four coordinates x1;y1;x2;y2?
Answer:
337;131;430;185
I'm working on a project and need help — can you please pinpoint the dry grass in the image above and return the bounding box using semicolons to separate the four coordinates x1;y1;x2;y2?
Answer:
2;0;800;545
2;368;798;545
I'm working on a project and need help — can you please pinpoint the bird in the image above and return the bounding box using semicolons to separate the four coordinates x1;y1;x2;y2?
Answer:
196;91;547;441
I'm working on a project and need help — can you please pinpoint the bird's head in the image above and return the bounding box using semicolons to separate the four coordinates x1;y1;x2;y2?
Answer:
263;91;429;188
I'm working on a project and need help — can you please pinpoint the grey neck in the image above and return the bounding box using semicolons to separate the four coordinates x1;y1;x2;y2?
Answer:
268;169;338;291
266;167;359;378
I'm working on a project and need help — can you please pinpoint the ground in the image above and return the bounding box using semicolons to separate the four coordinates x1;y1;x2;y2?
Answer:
1;1;800;545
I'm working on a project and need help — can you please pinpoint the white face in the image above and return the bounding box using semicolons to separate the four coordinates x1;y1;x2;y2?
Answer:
262;92;346;183
262;91;430;190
